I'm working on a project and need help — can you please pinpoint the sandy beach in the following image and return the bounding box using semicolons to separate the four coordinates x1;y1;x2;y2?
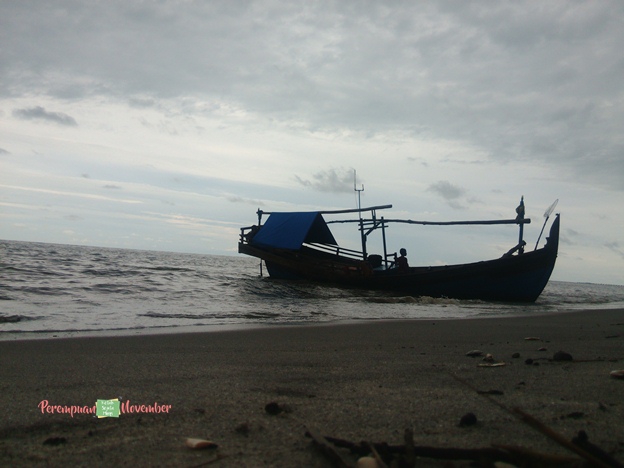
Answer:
1;309;623;467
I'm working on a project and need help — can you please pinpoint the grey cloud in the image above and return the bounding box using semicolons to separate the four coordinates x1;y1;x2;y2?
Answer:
605;241;624;260
407;157;429;168
226;195;265;206
103;184;122;189
0;147;9;155
295;168;355;194
427;180;468;210
566;228;580;238
2;1;623;190
427;180;466;200
129;97;157;108
13;106;77;126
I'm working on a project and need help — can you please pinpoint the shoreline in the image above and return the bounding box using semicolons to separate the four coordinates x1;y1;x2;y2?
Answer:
2;306;622;343
1;308;623;466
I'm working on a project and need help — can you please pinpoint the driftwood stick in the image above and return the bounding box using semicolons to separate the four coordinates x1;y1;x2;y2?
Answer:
447;371;613;467
447;372;509;412
572;431;624;468
313;433;596;465
397;445;510;463
320;436;517;464
493;444;584;466
317;435;361;452
305;428;353;468
511;407;611;468
367;442;389;468
403;428;416;467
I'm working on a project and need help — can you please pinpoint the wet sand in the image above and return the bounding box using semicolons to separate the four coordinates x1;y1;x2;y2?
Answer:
1;309;623;467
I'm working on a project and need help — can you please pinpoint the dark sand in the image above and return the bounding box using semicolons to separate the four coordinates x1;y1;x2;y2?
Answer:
1;309;623;467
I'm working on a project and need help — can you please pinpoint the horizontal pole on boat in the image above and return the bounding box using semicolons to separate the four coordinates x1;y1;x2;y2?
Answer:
387;218;531;226
328;217;531;226
259;204;393;216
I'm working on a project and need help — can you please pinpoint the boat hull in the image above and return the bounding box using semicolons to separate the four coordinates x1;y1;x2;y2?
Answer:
239;215;559;303
366;245;557;302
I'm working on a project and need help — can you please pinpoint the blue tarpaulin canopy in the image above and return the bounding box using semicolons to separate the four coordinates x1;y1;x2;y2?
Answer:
250;212;337;250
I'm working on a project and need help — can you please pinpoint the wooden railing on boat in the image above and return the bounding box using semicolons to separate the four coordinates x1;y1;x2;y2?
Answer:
303;242;364;261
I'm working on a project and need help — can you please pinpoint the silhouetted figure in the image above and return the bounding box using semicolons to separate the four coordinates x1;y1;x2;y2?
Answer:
244;225;260;243
395;248;409;272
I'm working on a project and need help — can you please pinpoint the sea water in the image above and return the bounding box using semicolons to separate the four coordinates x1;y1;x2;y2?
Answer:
1;240;624;339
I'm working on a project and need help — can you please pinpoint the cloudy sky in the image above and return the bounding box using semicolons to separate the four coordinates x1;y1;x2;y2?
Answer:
1;1;623;284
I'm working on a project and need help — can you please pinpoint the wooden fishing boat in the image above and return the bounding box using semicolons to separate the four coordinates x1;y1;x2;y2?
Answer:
238;198;559;302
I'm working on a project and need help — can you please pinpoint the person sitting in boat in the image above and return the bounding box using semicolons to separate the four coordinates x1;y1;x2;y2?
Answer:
244;225;260;243
395;248;409;272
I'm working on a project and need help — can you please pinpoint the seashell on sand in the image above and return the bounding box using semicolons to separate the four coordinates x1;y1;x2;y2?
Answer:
610;370;624;379
465;350;484;357
356;456;380;468
185;438;218;449
483;353;495;362
478;362;506;367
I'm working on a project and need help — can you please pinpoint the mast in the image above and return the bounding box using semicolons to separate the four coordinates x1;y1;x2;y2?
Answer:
516;196;525;254
354;170;367;259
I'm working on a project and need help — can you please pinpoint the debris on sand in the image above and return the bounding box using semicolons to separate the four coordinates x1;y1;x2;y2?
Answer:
610;370;624;379
459;412;478;427
553;350;573;361
185;438;218;449
43;437;67;446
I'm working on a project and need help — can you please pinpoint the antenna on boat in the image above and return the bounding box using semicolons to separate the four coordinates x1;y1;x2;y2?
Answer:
534;199;559;250
353;169;364;211
354;170;367;258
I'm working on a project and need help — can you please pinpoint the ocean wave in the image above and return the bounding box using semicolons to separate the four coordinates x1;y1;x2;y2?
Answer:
1;265;70;277
2;240;623;335
145;266;195;272
367;295;460;305
1;325;165;334
82;283;161;294
140;312;216;320
10;286;73;296
81;268;148;277
0;314;39;323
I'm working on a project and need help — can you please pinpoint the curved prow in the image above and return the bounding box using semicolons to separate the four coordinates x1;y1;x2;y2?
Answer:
545;213;560;252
